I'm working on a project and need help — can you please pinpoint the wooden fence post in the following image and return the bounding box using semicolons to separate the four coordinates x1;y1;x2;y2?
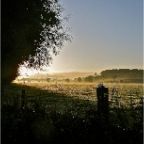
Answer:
21;90;26;109
96;84;109;117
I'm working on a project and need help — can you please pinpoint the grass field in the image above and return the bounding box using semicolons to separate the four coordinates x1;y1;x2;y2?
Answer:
2;81;143;144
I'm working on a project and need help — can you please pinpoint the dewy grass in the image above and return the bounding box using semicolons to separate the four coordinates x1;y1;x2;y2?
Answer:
1;82;143;144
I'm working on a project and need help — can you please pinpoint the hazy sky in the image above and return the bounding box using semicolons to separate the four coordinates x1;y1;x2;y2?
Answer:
49;0;143;74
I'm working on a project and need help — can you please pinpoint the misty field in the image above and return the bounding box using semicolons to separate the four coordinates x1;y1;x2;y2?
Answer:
2;81;143;144
11;81;144;104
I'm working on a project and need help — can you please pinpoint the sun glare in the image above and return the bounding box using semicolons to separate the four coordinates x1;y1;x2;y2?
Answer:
18;66;39;77
17;64;56;79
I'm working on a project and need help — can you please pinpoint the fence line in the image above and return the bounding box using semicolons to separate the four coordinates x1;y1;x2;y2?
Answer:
4;88;143;111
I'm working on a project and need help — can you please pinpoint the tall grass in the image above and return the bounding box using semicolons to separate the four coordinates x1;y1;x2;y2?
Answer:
2;82;143;144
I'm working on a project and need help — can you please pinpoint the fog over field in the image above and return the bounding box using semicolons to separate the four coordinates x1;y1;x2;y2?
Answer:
18;71;95;80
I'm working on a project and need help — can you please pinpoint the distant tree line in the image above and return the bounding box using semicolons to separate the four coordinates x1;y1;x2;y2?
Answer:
74;69;143;83
18;69;143;83
100;69;143;79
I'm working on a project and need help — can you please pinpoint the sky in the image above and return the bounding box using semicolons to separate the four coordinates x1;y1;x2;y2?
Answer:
48;0;143;74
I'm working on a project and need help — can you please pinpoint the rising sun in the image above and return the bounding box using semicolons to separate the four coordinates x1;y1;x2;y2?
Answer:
17;64;55;79
18;65;39;77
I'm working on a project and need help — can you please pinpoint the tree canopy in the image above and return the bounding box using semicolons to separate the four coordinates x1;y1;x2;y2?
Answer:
2;0;71;87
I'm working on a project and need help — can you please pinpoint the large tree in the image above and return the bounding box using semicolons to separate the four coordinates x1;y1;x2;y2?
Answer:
2;0;71;91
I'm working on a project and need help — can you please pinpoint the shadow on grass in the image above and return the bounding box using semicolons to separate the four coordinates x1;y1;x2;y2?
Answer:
1;83;143;144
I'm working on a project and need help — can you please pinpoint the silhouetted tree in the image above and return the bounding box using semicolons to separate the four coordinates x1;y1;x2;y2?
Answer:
2;0;71;96
78;77;82;82
94;72;98;76
84;75;94;82
65;78;70;83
